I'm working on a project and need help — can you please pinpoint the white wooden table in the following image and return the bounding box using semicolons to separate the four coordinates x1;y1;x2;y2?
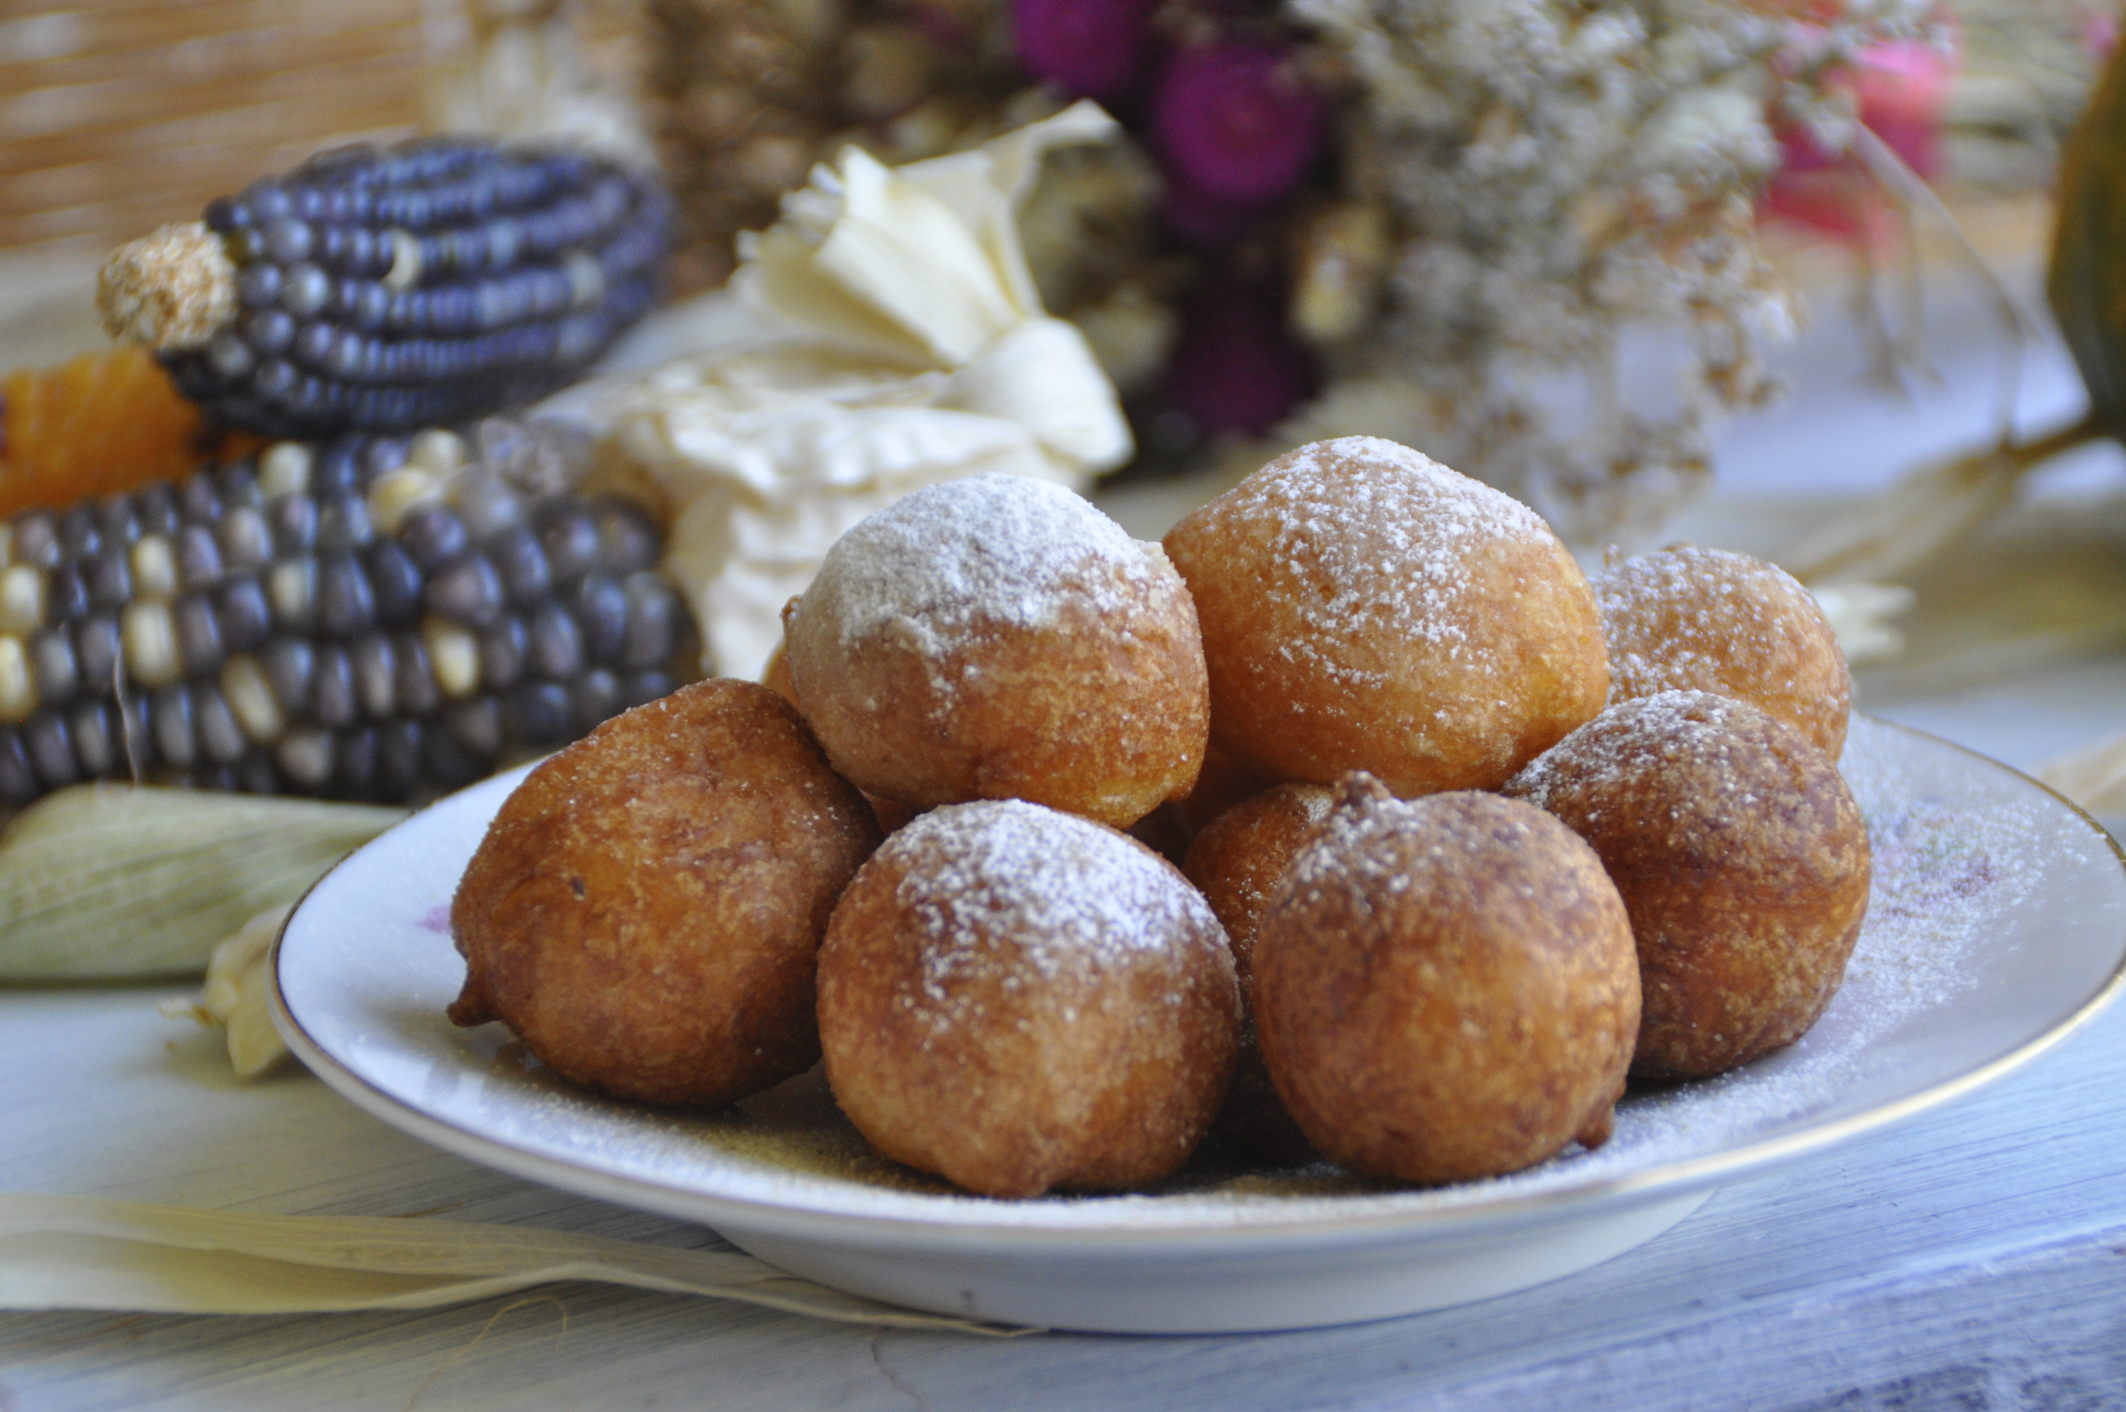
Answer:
6;276;2126;1410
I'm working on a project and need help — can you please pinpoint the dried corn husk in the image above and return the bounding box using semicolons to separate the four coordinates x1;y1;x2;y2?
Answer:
0;1194;1026;1331
597;102;1133;680
159;906;294;1079
1776;443;2027;586
1809;582;1917;665
2036;728;2126;816
0;788;402;981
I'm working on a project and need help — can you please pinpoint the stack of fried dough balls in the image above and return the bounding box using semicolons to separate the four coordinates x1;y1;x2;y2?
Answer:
449;439;1874;1199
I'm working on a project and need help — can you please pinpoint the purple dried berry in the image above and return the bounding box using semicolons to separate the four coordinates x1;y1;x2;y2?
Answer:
1013;0;1157;102
1151;41;1325;205
1163;273;1318;436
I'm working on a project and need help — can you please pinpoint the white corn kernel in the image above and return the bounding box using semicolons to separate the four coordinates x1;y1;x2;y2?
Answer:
121;599;180;689
367;467;446;535
259;442;313;500
0;564;47;635
221;655;284;745
565;251;606;309
406;428;468;479
267;558;316;632
0;635;32;724
383;228;423;290
131;534;178;599
421;616;480;699
276;728;335;790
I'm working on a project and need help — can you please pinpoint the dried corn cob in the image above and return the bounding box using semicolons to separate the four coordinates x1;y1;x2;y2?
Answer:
99;140;673;441
0;419;692;809
0;350;262;521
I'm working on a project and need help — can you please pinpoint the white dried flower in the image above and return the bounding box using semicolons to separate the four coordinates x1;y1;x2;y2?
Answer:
1271;0;1928;544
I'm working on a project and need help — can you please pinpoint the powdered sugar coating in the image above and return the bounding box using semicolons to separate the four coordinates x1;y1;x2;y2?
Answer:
1254;781;1638;1182
784;472;1209;827
880;799;1228;1033
1163;435;1607;795
1504;689;1870;1079
816;797;1240;1196
1507;688;1758;811
799;473;1163;663
1595;544;1850;756
1225;436;1553;669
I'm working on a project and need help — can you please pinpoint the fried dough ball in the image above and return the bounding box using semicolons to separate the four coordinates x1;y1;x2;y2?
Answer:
817;799;1241;1198
449;678;881;1108
1503;690;1870;1080
1123;741;1276;868
1178;740;1273;837
765;635;916;834
1594;544;1851;757
1163;437;1607;798
783;474;1209;829
1181;783;1335;1163
1253;778;1639;1185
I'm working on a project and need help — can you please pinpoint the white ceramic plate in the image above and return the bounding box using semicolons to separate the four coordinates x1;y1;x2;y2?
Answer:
271;717;2126;1333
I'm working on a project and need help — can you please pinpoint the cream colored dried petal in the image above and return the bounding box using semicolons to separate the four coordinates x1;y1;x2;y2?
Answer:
97;223;236;351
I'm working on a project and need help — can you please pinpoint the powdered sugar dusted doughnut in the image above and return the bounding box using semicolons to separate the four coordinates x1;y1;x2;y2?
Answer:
1162;437;1607;797
784;473;1209;828
1503;690;1870;1080
1595;544;1850;757
1252;778;1638;1184
817;799;1241;1198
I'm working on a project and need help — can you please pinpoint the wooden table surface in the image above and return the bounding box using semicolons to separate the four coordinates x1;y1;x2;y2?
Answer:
6;269;2126;1411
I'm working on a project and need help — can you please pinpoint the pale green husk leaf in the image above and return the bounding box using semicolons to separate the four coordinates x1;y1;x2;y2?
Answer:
0;786;404;981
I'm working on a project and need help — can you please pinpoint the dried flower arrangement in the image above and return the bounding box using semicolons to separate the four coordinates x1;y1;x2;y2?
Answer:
638;0;1954;544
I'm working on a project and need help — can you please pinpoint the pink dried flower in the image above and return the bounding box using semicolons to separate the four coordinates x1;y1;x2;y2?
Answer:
1163;273;1317;436
1150;40;1324;205
1766;34;1958;243
1013;0;1159;103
